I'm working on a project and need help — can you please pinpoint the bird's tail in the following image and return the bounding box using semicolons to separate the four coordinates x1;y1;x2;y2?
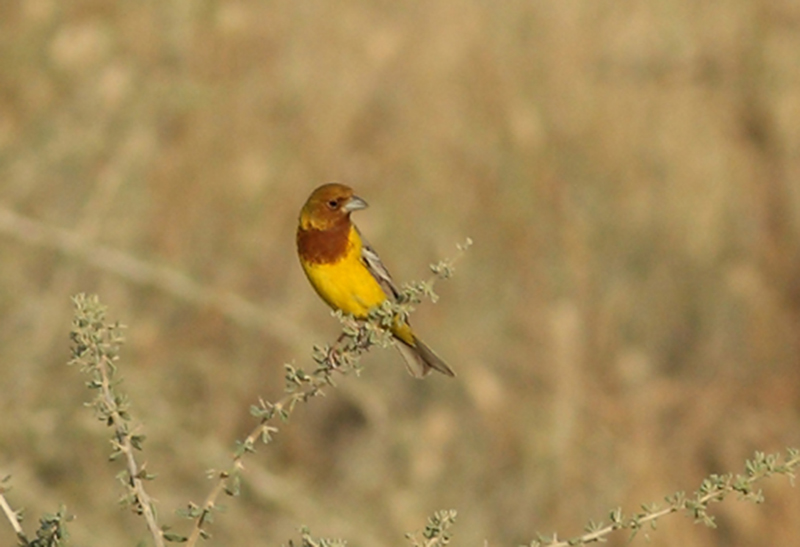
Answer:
395;336;456;379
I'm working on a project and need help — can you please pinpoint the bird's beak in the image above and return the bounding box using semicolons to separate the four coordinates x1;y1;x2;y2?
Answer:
343;195;368;213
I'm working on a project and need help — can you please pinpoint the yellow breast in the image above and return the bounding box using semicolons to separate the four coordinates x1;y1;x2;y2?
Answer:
302;226;388;317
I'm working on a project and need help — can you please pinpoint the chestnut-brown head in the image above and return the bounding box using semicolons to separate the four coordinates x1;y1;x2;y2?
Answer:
298;183;368;231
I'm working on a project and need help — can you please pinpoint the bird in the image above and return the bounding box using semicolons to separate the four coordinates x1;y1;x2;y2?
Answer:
296;183;455;378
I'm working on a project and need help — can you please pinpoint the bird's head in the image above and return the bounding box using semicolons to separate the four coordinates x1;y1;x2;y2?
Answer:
299;183;368;230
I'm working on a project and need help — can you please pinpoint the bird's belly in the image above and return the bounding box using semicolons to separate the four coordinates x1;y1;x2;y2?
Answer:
303;259;387;317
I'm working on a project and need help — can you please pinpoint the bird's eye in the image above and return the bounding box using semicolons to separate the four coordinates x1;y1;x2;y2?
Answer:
327;199;339;209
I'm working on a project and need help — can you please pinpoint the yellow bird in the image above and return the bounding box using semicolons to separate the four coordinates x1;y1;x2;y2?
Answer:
296;183;455;378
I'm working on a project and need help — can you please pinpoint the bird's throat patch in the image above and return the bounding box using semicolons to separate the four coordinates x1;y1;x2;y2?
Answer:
297;221;354;265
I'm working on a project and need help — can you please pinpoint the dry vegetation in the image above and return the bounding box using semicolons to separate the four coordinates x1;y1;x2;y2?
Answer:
2;1;800;545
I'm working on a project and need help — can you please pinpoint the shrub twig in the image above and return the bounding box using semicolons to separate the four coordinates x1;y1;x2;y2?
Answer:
69;293;164;547
0;480;71;547
524;448;800;547
178;239;472;544
59;243;800;547
0;483;26;544
20;237;798;547
405;509;458;547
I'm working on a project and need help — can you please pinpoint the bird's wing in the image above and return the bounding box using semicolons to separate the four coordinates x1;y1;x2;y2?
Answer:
358;228;401;300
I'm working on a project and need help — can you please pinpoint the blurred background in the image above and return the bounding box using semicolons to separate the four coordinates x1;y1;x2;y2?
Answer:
1;1;800;545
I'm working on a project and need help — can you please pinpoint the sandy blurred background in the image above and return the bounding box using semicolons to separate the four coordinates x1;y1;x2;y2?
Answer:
2;1;800;545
